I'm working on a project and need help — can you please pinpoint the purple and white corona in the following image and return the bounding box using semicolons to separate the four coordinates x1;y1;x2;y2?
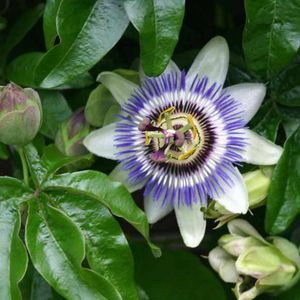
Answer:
84;37;283;247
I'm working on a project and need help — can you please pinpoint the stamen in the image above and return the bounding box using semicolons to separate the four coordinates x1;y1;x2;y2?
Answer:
157;106;175;125
178;147;197;160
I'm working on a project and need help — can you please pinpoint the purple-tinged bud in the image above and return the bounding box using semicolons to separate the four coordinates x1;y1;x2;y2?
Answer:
138;117;151;131
174;130;185;147
0;83;42;146
55;108;90;156
150;150;167;163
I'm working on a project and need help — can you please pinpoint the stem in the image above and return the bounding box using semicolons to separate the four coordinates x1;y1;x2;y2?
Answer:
17;147;29;186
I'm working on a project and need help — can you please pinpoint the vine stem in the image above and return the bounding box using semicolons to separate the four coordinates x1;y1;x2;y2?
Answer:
17;147;29;186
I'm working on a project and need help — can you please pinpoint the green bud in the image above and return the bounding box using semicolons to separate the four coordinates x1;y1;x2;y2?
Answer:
0;83;42;146
236;246;296;281
55;107;90;156
211;219;300;300
219;235;263;257
243;168;272;207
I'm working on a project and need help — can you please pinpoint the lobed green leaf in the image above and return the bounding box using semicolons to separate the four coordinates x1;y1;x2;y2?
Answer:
43;170;161;256
50;190;139;300
0;177;31;300
26;197;122;300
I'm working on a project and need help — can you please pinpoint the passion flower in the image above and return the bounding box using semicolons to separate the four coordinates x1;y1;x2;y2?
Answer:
84;36;283;247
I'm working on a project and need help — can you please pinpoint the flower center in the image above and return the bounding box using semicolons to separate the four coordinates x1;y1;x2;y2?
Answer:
138;107;204;163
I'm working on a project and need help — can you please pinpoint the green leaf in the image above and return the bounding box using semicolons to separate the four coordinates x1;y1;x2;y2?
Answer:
41;145;93;179
43;0;62;49
0;179;29;300
55;72;94;90
5;52;44;87
0;4;44;69
24;144;48;187
282;117;300;139
265;126;300;234
124;0;185;76
26;197;122;300
20;263;65;300
39;90;72;139
226;53;254;86
34;0;129;88
6;52;93;88
243;0;300;79
43;170;161;256
0;176;33;201
24;144;91;186
114;69;140;84
132;243;227;300
250;101;281;142
50;190;139;300
85;84;120;127
103;104;120;126
270;50;300;107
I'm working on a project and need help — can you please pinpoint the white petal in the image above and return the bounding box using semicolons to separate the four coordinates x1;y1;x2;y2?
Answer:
97;71;138;106
186;36;229;89
144;193;173;224
213;168;249;214
208;247;239;283
139;59;180;81
174;202;206;248
242;129;283;165
109;164;146;193
208;246;231;272
83;123;117;160
219;260;239;283
223;83;266;122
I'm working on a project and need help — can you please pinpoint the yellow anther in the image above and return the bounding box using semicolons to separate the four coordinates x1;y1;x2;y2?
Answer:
157;106;175;124
178;147;197;160
145;132;151;145
187;114;197;137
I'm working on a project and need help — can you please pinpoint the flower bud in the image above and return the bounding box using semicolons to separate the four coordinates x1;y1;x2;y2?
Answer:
0;83;42;146
55;107;90;156
209;219;300;300
236;246;296;282
242;168;271;207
